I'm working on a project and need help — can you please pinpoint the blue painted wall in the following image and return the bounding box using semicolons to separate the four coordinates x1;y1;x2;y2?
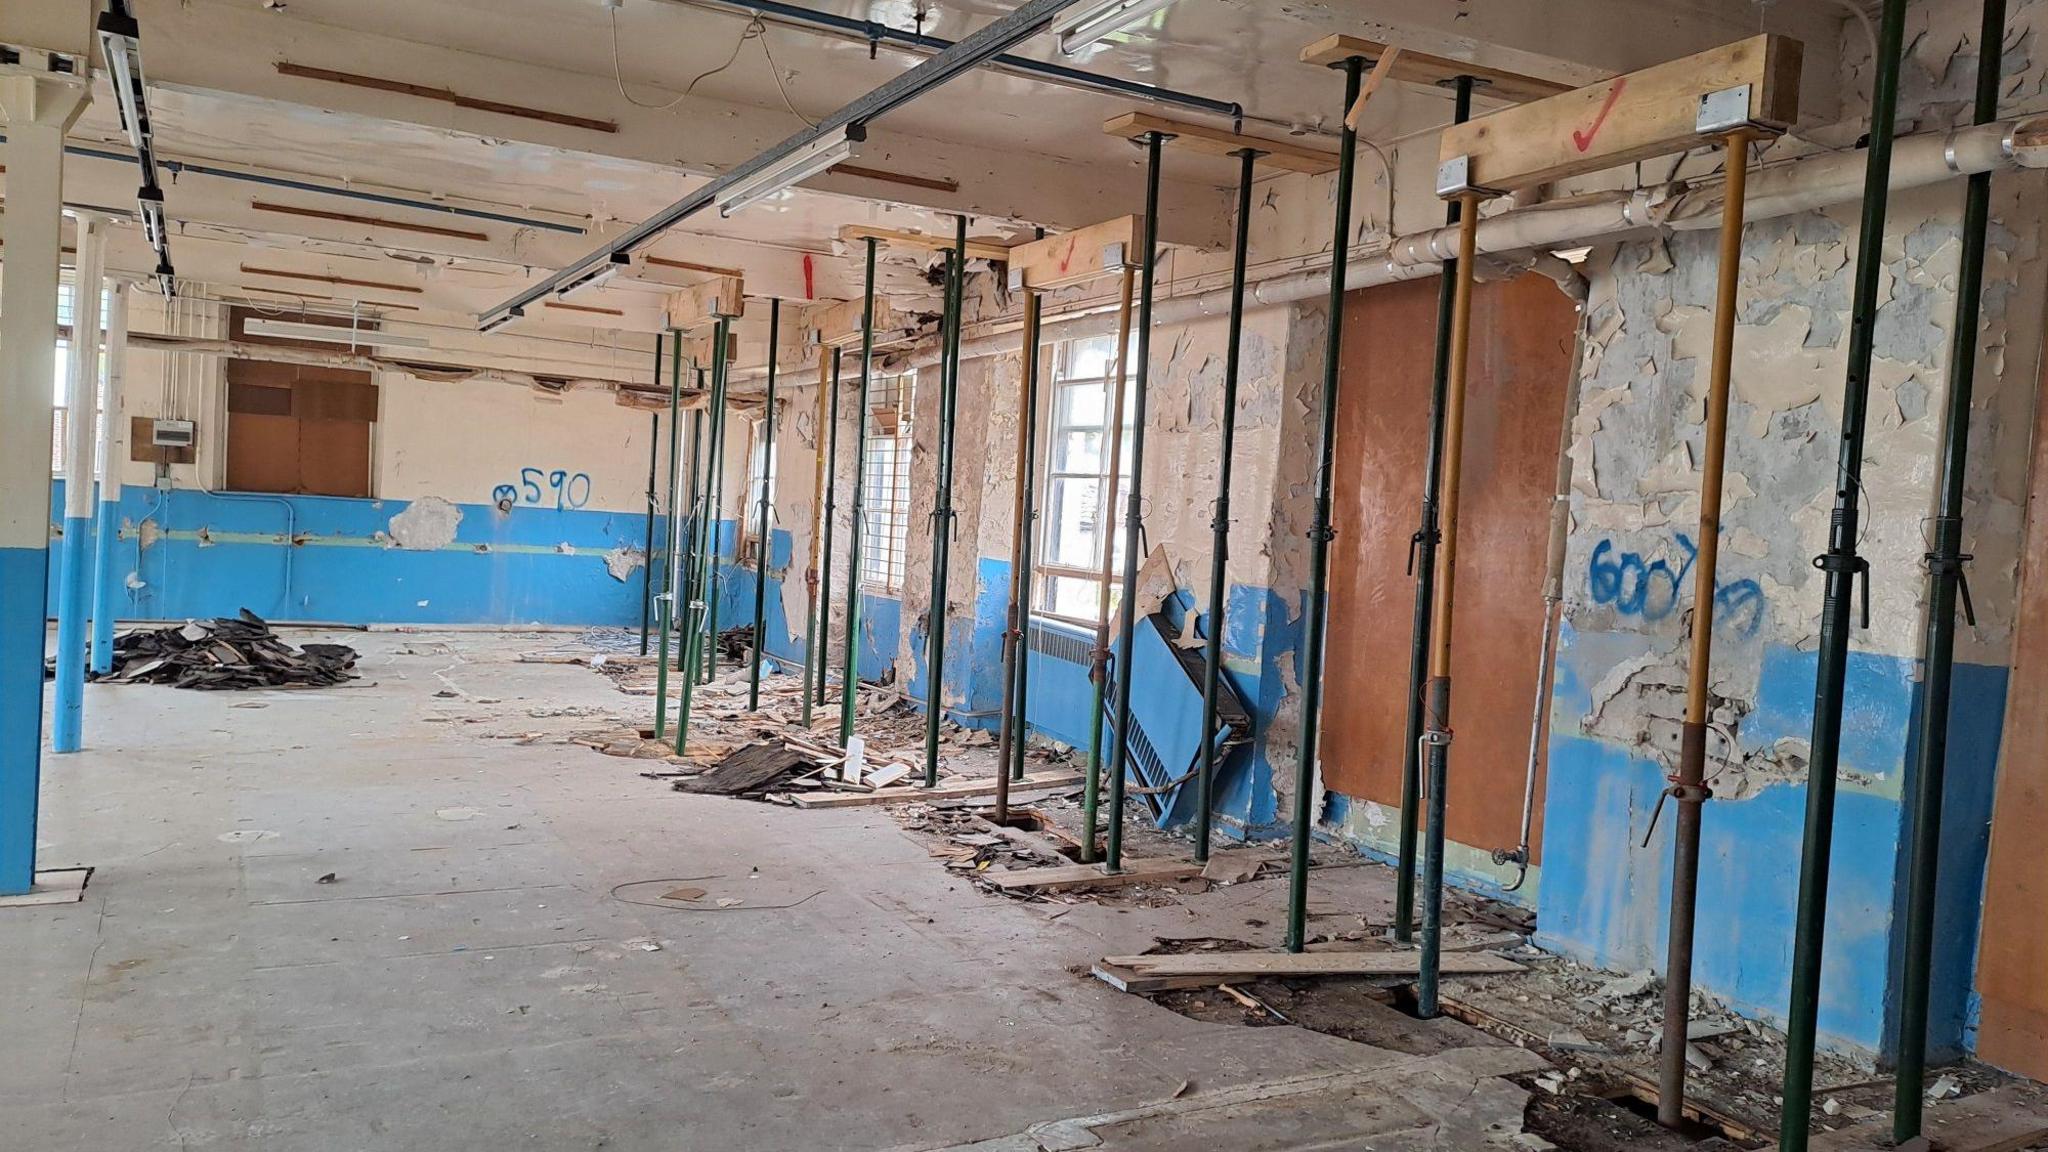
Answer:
1536;621;2007;1058
48;481;654;627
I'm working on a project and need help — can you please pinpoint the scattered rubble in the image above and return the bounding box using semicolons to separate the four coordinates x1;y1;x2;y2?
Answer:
73;611;359;690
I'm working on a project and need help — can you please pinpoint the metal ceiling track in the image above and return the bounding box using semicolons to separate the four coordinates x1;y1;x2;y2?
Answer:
674;0;1241;122
482;0;1077;328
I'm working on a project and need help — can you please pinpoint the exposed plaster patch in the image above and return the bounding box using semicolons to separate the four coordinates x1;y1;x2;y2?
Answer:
387;496;462;551
135;518;160;550
605;546;645;581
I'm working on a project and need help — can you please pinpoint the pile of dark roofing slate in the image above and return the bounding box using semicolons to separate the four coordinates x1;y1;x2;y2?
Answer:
90;610;359;690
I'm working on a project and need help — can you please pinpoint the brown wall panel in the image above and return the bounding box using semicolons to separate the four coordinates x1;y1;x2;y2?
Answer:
1320;273;1577;860
1976;342;2048;1081
225;412;304;494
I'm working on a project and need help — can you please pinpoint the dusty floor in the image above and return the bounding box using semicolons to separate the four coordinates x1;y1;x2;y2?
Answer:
5;630;1546;1151
7;629;2034;1151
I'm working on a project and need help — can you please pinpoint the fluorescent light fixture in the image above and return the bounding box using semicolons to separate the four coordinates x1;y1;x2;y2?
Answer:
1049;0;1177;55
717;125;865;218
555;250;633;300
480;306;526;334
244;318;430;349
96;8;151;151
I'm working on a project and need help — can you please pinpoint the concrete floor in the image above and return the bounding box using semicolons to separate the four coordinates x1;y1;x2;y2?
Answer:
5;631;1538;1151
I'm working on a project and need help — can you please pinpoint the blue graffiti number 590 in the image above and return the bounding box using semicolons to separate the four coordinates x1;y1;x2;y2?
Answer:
493;468;592;511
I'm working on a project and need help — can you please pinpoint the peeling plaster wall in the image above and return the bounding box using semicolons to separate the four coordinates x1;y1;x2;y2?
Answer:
1537;167;2046;1059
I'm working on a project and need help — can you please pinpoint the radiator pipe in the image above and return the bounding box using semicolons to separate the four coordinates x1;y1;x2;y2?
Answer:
1781;0;1910;1145
1894;0;2005;1139
1660;127;1757;1129
748;298;781;711
924;218;968;786
1286;55;1363;952
1105;132;1166;874
1396;75;1475;944
1194;145;1260;864
839;238;879;745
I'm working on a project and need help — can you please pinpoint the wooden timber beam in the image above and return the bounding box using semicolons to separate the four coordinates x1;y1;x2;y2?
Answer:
1299;35;1576;105
812;295;912;350
1438;34;1802;195
1007;215;1144;293
838;224;1012;263
1102;112;1340;175
667;275;745;330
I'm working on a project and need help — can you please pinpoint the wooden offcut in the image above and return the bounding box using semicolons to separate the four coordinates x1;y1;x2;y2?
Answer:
785;771;1082;809
1437;34;1801;194
1093;949;1525;994
1008;215;1143;292
275;62;618;133
1299;35;1575;106
813;295;910;349
982;857;1202;893
681;330;740;369
668;275;745;329
839;224;1011;263
1102;112;1339;175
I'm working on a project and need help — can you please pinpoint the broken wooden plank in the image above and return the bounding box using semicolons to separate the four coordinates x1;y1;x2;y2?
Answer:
1438;34;1801;195
1092;950;1521;995
1103;112;1338;175
1008;216;1142;292
982;856;1204;893
1299;35;1576;106
1810;1086;2048;1151
1103;950;1526;977
785;771;1083;809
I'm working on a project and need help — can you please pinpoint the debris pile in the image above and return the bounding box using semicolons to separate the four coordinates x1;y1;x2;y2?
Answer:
85;611;359;690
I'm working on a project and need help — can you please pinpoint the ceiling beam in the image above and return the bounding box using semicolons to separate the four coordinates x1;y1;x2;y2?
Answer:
125;0;1234;247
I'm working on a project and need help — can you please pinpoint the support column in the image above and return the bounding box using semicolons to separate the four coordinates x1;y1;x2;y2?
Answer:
653;334;679;740
1105;132;1168;873
1082;271;1134;860
749;299;781;711
1286;55;1364;951
52;214;108;754
702;321;732;685
1396;76;1475;943
1895;0;2004;1140
0;68;90;895
839;238;879;745
1417;193;1482;1010
924;218;967;787
1659;128;1755;1128
814;351;843;711
1194;146;1261;864
91;280;133;676
1780;1;1909;1145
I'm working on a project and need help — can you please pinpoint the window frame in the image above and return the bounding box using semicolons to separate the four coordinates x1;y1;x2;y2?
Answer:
860;371;915;595
1032;335;1135;627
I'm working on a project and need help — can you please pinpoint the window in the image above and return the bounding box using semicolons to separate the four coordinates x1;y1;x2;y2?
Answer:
1036;335;1134;623
223;307;379;497
51;279;109;476
743;417;778;557
861;373;914;593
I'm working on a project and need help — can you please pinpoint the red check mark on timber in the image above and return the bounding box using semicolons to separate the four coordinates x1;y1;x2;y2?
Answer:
1572;77;1627;153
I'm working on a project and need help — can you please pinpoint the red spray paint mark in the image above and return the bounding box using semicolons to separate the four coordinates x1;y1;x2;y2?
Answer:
802;253;815;300
1572;77;1627;153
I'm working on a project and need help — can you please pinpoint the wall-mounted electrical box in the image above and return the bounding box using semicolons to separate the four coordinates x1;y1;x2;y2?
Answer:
150;419;197;448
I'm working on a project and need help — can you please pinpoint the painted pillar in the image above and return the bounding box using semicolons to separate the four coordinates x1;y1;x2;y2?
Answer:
0;70;92;894
91;281;132;675
52;214;108;754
